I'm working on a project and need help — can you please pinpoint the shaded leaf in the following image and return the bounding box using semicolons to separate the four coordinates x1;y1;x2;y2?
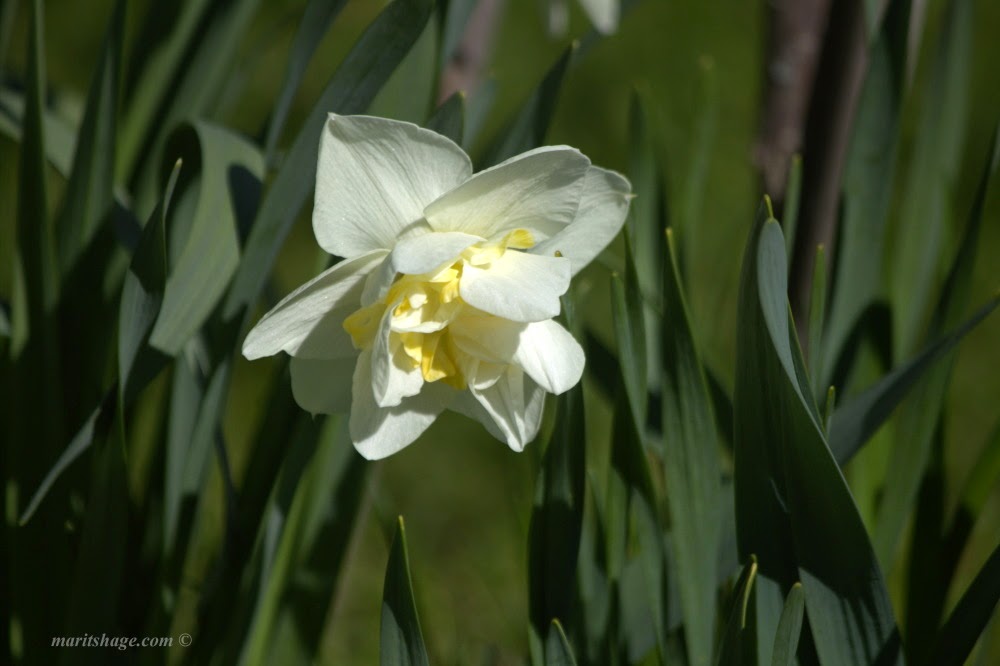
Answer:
480;44;574;168
381;516;430;666
771;582;805;666
659;227;721;666
928;540;1000;666
149;121;263;355
734;199;902;666
224;0;434;320
263;0;348;161
716;556;757;666
545;619;579;666
425;91;465;146
57;0;125;273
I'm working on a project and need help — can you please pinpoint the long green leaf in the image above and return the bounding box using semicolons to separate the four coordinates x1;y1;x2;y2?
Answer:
889;0;971;359
263;0;348;161
240;416;367;666
224;0;434;320
873;125;999;565
658;227;721;666
57;0;124;273
528;367;586;650
734;198;902;666
827;294;1000;466
149;121;263;355
928;540;1000;666
480;44;574;168
381;516;430;666
118;160;181;403
116;0;212;179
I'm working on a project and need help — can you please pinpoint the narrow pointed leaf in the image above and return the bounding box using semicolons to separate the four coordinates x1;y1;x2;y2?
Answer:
658;227;721;666
716;556;757;666
545;619;578;666
481;44;574;167
149;121;263;354
827;294;1000;466
381;517;430;666
57;1;125;273
263;0;349;160
928;541;1000;666
425;91;465;146
771;583;805;666
118;160;181;403
224;0;434;319
734;199;902;666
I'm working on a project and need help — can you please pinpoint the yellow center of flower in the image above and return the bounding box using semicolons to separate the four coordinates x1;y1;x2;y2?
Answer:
342;229;535;389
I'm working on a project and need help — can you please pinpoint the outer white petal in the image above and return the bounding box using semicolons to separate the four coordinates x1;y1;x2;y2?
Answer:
424;146;590;240
469;366;545;451
290;357;355;414
531;166;632;275
242;251;386;360
513;319;585;394
459;250;571;322
350;350;452;459
371;303;424;408
313;114;473;257
390;231;482;275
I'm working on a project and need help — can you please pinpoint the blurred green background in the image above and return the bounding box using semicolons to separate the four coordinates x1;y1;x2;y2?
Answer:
3;0;999;663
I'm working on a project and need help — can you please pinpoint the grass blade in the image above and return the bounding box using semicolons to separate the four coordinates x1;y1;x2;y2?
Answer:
715;556;757;666
425;91;465;146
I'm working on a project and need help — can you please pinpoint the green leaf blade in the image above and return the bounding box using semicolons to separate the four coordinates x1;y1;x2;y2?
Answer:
381;517;430;666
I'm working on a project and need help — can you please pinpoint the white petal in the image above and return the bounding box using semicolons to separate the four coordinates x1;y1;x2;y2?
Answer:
448;390;506;441
242;251;386;360
513;319;585;394
290;356;355;414
449;312;523;363
313;114;473;257
530;166;632;275
459;250;571;322
350;350;452;459
578;0;619;34
371;303;424;407
424;146;590;240
390;231;482;275
469;366;546;451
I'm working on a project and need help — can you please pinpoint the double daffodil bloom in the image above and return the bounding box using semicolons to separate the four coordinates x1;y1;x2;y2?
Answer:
242;114;631;459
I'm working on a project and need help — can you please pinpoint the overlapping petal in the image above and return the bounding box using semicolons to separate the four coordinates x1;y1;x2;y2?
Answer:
459;251;571;322
513;319;585;394
467;367;545;451
313;114;472;258
371;303;425;407
242;250;385;360
350;350;452;459
424;146;590;241
531;166;632;275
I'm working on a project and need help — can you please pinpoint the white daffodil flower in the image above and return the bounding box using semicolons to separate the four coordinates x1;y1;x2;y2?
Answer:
242;114;631;459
